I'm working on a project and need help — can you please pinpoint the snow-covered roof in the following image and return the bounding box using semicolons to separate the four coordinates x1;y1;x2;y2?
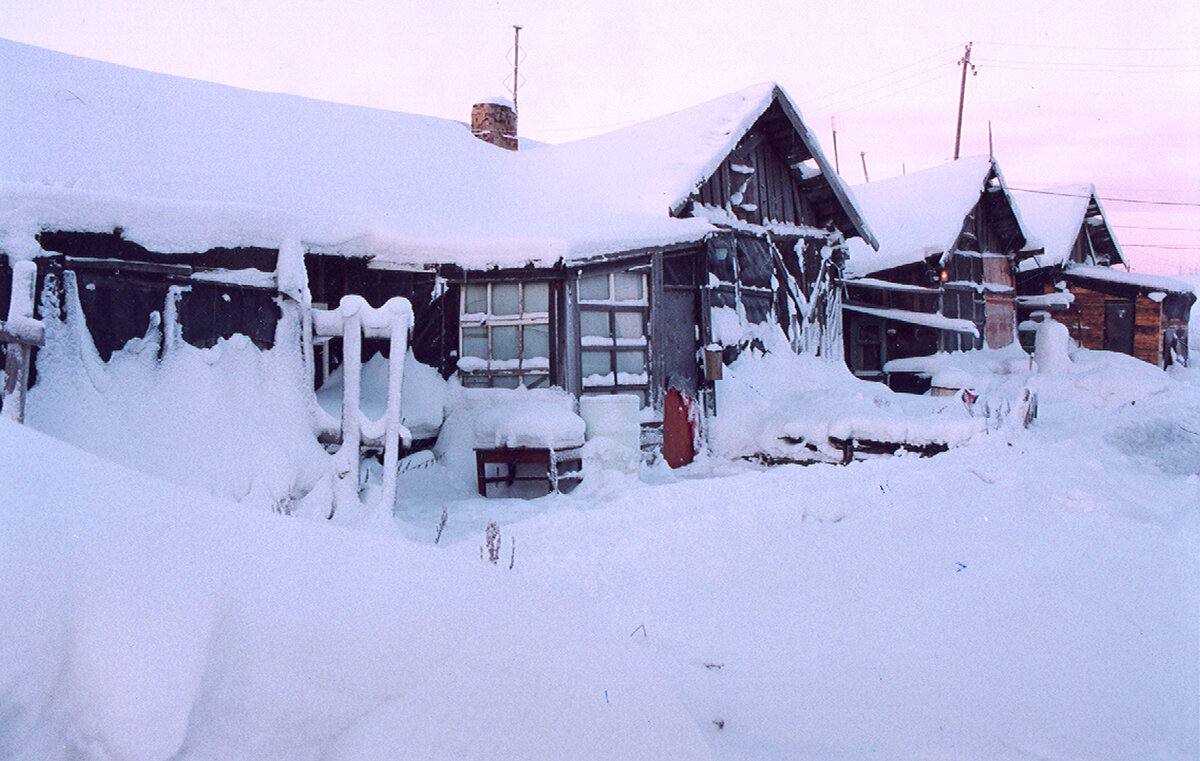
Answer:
843;156;1027;277
842;303;979;336
1061;264;1195;295
1012;184;1125;271
0;39;867;269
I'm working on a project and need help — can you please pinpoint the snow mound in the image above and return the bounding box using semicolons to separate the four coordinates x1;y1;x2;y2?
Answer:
316;350;448;440
0;419;711;761
26;290;328;510
1034;315;1072;372
710;348;1003;461
474;399;586;450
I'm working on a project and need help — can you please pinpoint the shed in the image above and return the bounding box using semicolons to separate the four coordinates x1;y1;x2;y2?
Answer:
840;156;1030;391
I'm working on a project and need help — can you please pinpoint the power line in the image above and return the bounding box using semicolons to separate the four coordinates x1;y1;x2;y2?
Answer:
975;60;1200;74
1122;244;1200;250
976;40;1200;53
799;45;960;108
1115;224;1200;233
1010;187;1200;208
813;62;958;116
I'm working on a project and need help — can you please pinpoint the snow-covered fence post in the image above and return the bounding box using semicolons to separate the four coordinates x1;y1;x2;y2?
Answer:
1;260;45;423
312;294;413;516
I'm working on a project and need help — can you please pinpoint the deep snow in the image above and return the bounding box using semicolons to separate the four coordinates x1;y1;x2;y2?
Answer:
6;319;1199;759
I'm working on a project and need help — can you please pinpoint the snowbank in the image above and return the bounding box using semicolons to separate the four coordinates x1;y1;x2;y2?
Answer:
26;288;329;510
709;346;1017;462
0;419;711;761
316;351;448;441
6;338;1198;760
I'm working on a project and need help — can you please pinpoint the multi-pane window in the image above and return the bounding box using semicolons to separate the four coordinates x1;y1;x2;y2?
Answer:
579;269;649;404
459;280;551;389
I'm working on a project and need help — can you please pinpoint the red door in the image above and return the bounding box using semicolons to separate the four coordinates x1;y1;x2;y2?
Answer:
662;387;695;468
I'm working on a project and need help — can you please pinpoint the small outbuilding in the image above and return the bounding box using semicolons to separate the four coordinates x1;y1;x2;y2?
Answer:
840;156;1031;391
1013;185;1195;369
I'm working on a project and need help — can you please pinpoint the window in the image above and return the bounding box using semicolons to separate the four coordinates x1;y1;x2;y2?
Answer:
578;269;649;405
459;280;551;389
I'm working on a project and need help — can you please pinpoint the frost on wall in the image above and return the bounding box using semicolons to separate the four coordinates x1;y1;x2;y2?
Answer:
705;231;845;363
26;271;328;510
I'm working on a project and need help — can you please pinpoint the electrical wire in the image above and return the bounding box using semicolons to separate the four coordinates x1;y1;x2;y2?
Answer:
810;61;959;115
1009;187;1200;208
1114;225;1200;232
976;40;1200;53
799;45;961;109
1121;244;1200;250
974;60;1200;74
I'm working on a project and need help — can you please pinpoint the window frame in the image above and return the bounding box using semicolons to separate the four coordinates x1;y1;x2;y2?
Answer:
458;279;554;389
577;268;651;404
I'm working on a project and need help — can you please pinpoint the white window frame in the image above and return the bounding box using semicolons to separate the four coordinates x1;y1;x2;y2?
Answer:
458;280;552;389
578;269;650;403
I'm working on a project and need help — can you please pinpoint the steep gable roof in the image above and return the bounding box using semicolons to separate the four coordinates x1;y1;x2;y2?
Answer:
0;39;870;269
843;156;1028;277
1012;184;1125;271
529;84;873;246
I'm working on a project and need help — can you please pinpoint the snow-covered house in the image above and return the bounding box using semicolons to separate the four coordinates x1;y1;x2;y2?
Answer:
1012;185;1194;367
0;39;873;457
840;156;1030;391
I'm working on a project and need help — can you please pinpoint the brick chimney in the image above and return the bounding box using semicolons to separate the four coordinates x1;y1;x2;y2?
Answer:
471;97;517;151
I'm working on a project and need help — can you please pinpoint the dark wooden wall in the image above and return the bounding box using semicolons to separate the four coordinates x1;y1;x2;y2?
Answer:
693;124;815;227
306;255;454;377
34;231;282;362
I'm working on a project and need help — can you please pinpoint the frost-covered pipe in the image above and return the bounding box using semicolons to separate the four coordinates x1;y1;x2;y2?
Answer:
378;299;410;512
339;296;363;461
161;286;185;356
310;294;413;515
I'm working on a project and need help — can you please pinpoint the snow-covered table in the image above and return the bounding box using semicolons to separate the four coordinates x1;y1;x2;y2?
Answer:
474;446;583;497
472;398;586;497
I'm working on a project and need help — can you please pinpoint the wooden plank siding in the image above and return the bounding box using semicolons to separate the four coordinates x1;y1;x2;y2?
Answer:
1133;294;1163;367
694;123;815;228
1048;282;1164;366
982;254;1015;349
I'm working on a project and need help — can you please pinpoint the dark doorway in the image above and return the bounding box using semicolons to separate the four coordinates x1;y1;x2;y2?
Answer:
1104;300;1135;356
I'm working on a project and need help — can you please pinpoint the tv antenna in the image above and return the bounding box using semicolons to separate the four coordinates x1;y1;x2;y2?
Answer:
506;25;525;116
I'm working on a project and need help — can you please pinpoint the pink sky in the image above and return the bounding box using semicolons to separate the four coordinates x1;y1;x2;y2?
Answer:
2;0;1197;273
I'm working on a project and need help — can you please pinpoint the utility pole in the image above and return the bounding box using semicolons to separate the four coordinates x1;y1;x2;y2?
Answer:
511;25;522;116
859;151;869;183
831;117;840;174
953;42;975;160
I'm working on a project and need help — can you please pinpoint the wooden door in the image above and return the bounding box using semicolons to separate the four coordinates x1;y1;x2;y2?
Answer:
662;387;695;468
1104;300;1135;355
658;287;700;397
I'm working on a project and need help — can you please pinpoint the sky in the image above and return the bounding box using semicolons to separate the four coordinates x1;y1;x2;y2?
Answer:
1;0;1197;274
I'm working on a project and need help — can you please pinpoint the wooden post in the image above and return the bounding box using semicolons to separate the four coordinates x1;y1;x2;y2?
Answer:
1;260;45;424
953;42;974;160
830;117;840;174
512;25;522;116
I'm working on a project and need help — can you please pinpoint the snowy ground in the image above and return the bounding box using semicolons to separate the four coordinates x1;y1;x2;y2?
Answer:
4;324;1199;759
